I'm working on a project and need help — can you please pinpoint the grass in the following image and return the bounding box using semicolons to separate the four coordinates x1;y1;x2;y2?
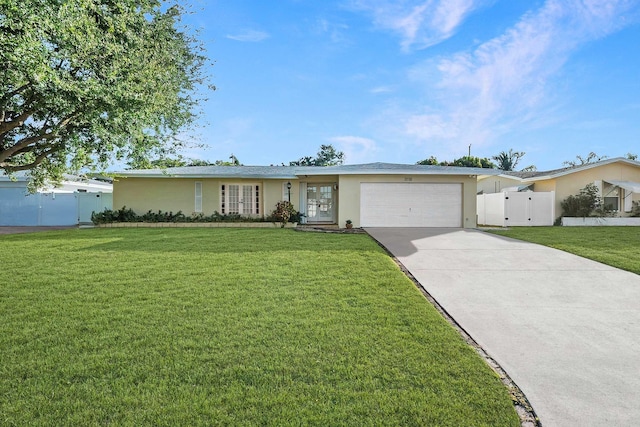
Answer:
488;226;640;275
0;228;519;426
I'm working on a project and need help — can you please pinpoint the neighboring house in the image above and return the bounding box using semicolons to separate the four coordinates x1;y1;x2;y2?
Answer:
477;157;640;217
113;163;498;228
0;172;113;226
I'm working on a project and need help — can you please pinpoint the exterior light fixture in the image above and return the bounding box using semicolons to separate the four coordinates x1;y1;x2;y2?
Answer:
286;181;292;202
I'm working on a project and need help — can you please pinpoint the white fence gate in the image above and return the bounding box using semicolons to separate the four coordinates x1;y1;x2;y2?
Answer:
77;192;113;224
477;191;555;227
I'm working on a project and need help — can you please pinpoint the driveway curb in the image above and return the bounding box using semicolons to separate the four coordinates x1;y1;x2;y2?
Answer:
366;230;541;427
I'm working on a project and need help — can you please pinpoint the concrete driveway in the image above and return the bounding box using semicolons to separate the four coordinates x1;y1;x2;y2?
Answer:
367;227;640;427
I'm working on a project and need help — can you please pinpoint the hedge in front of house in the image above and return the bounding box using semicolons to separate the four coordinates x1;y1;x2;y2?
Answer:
91;206;302;225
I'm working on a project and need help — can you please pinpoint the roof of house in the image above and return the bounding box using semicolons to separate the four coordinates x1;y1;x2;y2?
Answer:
0;171;113;192
116;162;500;178
495;157;640;182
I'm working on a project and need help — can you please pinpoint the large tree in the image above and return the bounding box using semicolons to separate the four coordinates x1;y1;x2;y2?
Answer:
290;144;344;166
1;0;209;187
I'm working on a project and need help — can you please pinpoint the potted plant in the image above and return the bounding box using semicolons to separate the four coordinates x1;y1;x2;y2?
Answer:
345;219;353;229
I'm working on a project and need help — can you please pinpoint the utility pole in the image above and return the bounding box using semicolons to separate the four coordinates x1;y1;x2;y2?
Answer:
468;144;471;157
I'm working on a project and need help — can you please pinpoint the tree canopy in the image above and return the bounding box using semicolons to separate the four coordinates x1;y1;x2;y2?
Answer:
418;150;541;171
0;0;209;187
417;155;495;168
130;154;241;169
290;144;344;166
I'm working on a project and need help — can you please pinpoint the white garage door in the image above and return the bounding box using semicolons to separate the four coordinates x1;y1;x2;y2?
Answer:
360;182;462;227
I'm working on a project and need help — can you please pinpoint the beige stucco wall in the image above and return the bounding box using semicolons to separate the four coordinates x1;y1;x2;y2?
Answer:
531;180;555;192
549;162;640;217
337;174;478;228
113;177;205;215
262;180;300;214
477;175;523;194
113;177;300;217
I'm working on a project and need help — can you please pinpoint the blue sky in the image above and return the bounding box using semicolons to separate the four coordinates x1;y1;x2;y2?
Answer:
180;0;640;171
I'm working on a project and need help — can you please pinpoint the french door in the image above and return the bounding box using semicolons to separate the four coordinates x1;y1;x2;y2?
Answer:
306;184;334;222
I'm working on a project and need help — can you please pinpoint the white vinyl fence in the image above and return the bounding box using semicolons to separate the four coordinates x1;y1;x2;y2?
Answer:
0;190;112;226
477;191;555;227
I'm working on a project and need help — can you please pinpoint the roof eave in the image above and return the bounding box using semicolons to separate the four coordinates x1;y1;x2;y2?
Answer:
525;157;640;181
115;173;299;179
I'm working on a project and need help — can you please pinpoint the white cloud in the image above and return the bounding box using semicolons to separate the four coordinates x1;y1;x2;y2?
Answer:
370;85;394;94
329;136;378;164
401;0;640;152
315;18;350;43
349;0;489;51
226;30;270;42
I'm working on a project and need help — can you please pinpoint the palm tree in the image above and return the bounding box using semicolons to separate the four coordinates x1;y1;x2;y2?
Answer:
492;149;525;171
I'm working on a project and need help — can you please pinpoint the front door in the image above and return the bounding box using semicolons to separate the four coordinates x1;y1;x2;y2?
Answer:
306;184;334;223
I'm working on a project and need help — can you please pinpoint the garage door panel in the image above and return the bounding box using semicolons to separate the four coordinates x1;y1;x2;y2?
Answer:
360;183;462;227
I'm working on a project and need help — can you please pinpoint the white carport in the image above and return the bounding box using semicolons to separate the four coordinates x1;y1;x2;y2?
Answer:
0;173;112;226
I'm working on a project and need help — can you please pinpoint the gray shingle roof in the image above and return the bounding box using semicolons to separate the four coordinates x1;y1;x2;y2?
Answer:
501;157;640;181
116;162;500;178
503;166;573;179
310;162;497;175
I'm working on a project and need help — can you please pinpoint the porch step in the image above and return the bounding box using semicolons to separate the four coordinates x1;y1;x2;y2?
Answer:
295;224;365;233
297;224;340;230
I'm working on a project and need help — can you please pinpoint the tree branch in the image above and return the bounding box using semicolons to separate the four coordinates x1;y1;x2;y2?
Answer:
0;110;34;137
0;145;64;172
0;113;77;162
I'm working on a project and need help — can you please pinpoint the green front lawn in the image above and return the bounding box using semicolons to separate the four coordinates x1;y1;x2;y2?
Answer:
1;229;519;426
488;226;640;275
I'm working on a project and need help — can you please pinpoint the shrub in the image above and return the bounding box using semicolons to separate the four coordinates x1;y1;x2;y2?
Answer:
91;208;267;225
91;206;138;224
268;201;299;228
140;210;186;222
560;183;612;217
631;201;640;217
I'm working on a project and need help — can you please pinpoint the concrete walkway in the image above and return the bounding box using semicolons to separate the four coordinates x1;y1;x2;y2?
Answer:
367;228;640;427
